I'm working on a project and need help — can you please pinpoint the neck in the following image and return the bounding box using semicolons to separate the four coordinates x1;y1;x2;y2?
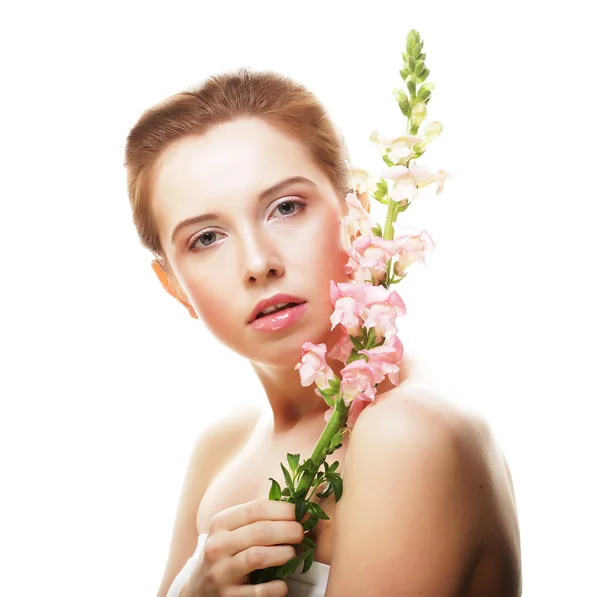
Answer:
250;351;419;434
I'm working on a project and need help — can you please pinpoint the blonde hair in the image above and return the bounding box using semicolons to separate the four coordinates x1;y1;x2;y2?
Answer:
124;67;368;276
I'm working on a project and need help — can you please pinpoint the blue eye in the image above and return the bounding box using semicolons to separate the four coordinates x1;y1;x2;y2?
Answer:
188;200;305;252
190;230;225;250
271;199;304;218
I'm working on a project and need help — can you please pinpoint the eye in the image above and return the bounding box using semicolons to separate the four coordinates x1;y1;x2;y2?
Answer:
189;230;225;251
270;199;305;219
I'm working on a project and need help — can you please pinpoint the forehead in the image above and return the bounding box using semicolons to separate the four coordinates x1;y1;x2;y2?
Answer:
150;117;330;237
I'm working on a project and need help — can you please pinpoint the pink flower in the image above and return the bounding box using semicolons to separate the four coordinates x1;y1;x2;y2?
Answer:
339;359;378;405
358;334;404;386
362;286;407;341
294;342;336;393
387;162;447;202
392;225;435;278
327;329;354;363
344;235;400;285
362;284;407;312
340;192;374;252
346;393;373;429
329;281;368;336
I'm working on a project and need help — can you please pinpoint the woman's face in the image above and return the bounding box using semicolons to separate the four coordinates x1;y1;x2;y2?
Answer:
151;117;350;366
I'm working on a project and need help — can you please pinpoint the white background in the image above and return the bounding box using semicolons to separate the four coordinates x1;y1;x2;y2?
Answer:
1;1;599;596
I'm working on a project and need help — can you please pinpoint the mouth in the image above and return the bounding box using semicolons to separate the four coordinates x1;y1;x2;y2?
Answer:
248;294;308;324
248;301;308;333
252;301;305;321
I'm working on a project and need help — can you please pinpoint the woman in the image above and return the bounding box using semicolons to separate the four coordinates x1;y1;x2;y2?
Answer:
124;68;522;597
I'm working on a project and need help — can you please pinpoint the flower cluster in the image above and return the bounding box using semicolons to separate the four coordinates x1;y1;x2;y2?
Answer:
251;28;446;584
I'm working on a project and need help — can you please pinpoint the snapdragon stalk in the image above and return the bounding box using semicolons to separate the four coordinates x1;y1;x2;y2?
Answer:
252;27;431;585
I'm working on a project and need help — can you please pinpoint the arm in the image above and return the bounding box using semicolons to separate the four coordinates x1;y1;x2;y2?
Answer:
324;395;479;597
155;406;261;597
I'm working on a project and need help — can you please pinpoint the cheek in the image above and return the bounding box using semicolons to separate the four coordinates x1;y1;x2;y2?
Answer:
300;208;348;281
182;271;240;336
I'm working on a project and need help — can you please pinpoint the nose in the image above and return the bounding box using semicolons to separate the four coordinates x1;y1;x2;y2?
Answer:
239;226;284;286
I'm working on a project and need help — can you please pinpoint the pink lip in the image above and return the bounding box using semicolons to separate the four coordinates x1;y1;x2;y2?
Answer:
248;302;308;333
248;293;307;324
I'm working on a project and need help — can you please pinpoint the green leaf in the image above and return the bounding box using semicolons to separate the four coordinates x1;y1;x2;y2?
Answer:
366;327;376;349
287;453;300;475
330;430;344;451
268;478;282;501
302;549;315;574
319;387;337;397
328;378;340;392
316;482;334;499
329;474;343;502
302;516;319;532
296;499;309;522
328;461;340;474
377;178;389;192
281;487;291;497
303;536;317;550
318;388;335;407
273;550;312;580
349;335;363;351
382;154;395;167
307;502;330;520
280;464;295;493
297;458;317;475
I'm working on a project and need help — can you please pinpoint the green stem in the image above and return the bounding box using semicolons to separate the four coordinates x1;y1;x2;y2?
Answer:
382;197;397;240
383;199;398;287
294;400;349;499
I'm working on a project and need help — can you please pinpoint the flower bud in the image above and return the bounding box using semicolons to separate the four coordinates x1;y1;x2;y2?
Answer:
423;121;443;143
417;82;434;103
417;68;430;84
399;66;410;81
412;142;426;155
407;29;420;47
408;55;416;71
417;88;431;103
393;89;410;116
411;102;427;127
409;41;422;58
414;60;425;76
405;75;416;96
371;223;383;237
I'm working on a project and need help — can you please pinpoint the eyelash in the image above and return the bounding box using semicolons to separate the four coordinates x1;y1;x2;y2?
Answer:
188;198;306;251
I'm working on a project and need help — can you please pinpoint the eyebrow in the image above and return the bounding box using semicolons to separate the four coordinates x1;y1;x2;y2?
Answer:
170;175;317;243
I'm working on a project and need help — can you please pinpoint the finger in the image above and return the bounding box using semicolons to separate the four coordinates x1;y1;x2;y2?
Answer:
219;544;297;585
228;520;304;554
222;579;288;597
209;499;296;533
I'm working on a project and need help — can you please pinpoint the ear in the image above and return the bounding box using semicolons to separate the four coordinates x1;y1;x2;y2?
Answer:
151;259;198;319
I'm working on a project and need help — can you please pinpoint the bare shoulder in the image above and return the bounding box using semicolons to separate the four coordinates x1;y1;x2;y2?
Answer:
155;405;262;597
328;384;521;597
